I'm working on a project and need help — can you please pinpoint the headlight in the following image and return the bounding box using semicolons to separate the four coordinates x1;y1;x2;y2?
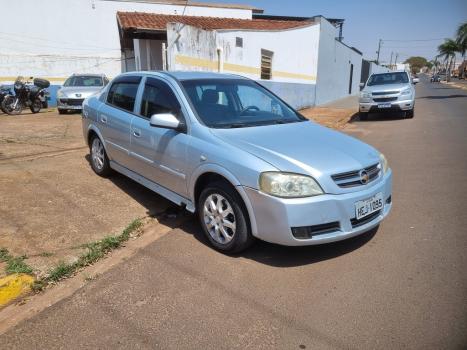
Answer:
400;88;412;96
379;153;389;174
57;90;65;98
360;91;371;98
259;172;324;198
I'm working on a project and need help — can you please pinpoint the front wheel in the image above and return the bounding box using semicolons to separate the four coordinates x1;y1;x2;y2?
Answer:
405;108;414;119
359;112;369;121
30;98;42;113
1;96;23;115
198;181;254;253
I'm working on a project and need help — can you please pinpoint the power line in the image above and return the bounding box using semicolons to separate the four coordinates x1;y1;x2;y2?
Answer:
382;38;445;42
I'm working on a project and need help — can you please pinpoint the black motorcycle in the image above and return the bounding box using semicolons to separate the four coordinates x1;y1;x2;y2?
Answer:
1;76;50;115
0;85;13;113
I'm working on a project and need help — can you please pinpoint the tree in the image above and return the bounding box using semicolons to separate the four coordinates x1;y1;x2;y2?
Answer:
456;22;467;58
404;56;429;73
437;39;460;81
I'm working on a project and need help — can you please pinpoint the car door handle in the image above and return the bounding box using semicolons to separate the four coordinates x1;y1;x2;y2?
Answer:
100;115;108;123
133;129;141;137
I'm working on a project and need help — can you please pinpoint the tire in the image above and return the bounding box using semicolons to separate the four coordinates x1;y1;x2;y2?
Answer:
58;109;67;115
30;98;42;113
405;108;414;119
1;96;22;115
198;181;254;253
89;135;112;177
359;112;369;121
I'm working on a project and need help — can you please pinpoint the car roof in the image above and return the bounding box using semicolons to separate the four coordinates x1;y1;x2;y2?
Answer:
152;71;249;81
71;73;105;77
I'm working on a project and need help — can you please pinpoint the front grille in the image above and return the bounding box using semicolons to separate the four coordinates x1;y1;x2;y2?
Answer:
291;222;341;239
372;91;399;96
351;210;381;228
373;97;398;102
60;98;84;106
331;163;380;188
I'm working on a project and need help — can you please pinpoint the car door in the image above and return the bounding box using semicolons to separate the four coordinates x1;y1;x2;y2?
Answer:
98;75;142;167
128;77;190;197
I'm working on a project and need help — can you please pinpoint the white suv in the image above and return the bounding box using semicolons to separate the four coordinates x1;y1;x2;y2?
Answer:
359;71;418;120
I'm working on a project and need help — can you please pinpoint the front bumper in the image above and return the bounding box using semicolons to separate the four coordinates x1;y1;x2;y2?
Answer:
243;171;392;246
57;98;84;110
359;99;414;112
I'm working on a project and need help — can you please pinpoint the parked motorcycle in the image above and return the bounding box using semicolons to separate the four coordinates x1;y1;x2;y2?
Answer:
1;76;50;115
0;85;14;113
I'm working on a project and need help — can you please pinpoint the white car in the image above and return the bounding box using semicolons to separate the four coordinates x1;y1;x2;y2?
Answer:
359;71;418;120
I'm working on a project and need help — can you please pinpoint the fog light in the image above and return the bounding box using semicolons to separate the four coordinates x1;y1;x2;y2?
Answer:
291;222;341;239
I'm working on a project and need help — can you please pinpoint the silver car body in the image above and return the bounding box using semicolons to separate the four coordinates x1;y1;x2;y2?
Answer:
359;71;415;113
57;74;108;111
82;71;392;246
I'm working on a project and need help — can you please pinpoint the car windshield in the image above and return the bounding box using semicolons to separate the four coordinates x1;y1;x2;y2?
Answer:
63;76;103;87
367;72;409;86
181;79;304;128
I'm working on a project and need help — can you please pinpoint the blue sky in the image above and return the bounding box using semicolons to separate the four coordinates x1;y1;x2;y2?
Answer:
200;0;467;63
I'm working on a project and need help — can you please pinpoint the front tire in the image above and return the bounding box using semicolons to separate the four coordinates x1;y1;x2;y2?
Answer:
58;109;67;115
405;108;414;119
1;96;22;115
90;136;112;177
359;112;369;121
198;181;254;253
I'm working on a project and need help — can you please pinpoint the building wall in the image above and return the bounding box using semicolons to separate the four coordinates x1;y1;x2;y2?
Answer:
314;17;362;105
0;0;252;83
166;23;320;109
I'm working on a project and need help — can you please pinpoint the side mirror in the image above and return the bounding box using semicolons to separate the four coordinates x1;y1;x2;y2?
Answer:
149;113;181;130
359;82;365;88
412;78;419;84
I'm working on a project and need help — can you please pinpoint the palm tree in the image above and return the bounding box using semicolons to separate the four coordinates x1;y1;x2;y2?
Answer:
437;39;459;81
456;22;467;78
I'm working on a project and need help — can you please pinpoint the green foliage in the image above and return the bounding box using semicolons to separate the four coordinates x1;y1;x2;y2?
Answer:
5;257;33;275
456;22;467;56
404;56;429;73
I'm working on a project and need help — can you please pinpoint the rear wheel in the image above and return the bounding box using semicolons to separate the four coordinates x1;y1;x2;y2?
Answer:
30;98;42;113
90;135;112;177
198;181;254;253
359;112;369;121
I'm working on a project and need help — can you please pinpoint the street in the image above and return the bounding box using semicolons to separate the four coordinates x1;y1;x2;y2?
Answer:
1;76;466;349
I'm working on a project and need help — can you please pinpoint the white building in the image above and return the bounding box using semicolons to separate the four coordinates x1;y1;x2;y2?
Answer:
1;0;363;108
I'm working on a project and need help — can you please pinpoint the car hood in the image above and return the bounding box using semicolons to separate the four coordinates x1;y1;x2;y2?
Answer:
210;121;380;178
59;86;103;98
364;83;409;93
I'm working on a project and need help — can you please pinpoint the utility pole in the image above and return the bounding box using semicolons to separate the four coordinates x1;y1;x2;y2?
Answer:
376;39;382;65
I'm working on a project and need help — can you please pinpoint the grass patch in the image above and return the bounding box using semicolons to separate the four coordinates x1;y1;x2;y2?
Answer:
0;248;34;275
41;218;143;285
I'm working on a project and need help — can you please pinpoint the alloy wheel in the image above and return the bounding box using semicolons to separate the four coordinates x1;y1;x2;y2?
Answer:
91;138;105;170
202;193;236;244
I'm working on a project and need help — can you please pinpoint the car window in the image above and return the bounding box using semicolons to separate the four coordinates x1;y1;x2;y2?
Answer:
367;72;409;86
182;79;302;128
140;78;181;119
107;82;139;112
63;76;103;87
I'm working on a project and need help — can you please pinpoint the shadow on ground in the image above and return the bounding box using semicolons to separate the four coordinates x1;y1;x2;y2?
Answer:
354;112;407;122
419;94;466;100
179;218;378;268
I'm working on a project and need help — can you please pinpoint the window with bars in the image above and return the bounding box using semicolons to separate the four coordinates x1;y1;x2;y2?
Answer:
261;49;273;80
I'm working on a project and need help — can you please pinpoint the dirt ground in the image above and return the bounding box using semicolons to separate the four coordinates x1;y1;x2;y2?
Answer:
0;110;172;277
0;107;352;278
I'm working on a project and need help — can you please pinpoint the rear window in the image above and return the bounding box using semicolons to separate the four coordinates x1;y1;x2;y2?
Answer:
107;82;139;112
63;76;103;87
367;72;409;86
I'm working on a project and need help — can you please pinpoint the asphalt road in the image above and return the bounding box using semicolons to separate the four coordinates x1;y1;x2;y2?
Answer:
2;76;466;349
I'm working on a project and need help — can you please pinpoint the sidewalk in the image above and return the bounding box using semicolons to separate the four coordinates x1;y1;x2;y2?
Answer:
299;95;358;129
441;79;467;91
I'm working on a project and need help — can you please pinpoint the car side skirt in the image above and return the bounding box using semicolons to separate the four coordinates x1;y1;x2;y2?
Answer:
110;161;195;212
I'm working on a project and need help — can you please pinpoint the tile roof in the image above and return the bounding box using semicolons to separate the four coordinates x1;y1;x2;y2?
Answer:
117;12;314;32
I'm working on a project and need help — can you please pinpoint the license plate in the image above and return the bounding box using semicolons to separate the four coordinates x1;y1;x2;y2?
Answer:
378;103;391;108
355;193;383;220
